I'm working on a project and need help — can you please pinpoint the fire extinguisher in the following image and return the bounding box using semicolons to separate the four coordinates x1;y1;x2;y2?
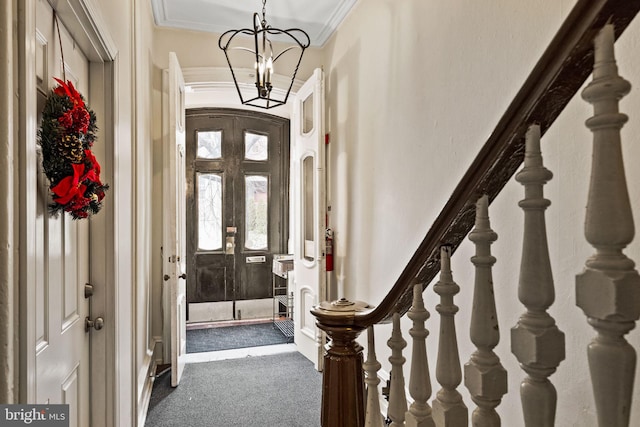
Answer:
325;228;334;272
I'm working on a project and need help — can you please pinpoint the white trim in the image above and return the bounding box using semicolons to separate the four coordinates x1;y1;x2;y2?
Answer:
150;0;168;27
57;0;118;62
152;336;164;364
136;350;156;427
183;67;304;93
315;0;359;47
17;0;36;404
378;368;391;419
140;337;166;426
182;66;303;119
88;59;116;427
184;343;297;364
0;0;16;404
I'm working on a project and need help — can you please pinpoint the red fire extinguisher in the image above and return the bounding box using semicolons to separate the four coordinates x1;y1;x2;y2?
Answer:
325;228;334;272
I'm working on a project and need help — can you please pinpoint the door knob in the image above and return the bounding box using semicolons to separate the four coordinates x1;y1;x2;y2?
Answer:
179;273;187;280
164;274;170;281
85;316;104;332
84;283;94;298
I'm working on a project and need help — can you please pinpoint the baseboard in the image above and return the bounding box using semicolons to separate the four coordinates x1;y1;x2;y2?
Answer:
137;340;161;427
374;367;414;420
152;335;164;365
378;368;390;417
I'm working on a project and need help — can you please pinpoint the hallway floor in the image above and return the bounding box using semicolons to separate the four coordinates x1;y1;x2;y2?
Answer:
145;347;320;427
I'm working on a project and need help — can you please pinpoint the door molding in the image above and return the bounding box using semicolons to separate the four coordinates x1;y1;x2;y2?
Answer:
182;67;303;119
0;0;16;403
17;1;118;425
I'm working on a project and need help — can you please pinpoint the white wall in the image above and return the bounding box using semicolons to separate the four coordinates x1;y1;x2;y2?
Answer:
323;0;640;426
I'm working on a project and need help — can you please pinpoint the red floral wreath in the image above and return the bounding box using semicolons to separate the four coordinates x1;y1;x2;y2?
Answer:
38;78;108;219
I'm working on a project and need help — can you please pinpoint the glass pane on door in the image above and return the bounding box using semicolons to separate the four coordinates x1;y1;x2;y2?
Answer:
302;156;315;260
197;131;222;159
198;173;222;250
302;93;314;134
245;132;268;161
245;175;268;250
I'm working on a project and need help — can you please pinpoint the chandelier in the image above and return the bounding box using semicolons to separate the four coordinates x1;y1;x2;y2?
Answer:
218;0;310;109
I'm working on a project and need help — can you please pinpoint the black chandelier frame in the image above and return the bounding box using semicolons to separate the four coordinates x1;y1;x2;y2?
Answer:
218;1;310;109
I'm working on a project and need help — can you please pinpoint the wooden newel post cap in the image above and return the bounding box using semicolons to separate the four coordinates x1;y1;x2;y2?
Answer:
312;298;373;329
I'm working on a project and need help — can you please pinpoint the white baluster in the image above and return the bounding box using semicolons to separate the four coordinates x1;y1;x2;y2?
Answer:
433;246;468;426
405;284;435;427
464;195;507;427
577;24;640;427
511;125;565;426
364;326;385;427
387;312;408;427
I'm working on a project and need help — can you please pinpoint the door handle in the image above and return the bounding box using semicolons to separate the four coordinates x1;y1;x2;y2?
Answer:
84;283;94;298
179;273;186;280
226;236;235;254
164;274;170;281
85;316;104;332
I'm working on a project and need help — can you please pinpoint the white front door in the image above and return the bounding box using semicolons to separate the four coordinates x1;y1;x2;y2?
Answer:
162;52;188;387
292;68;326;370
34;1;90;424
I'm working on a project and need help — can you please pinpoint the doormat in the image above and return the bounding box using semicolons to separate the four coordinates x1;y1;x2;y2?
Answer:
186;322;292;353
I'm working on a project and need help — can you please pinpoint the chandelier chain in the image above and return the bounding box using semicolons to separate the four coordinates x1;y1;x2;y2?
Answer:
262;0;267;27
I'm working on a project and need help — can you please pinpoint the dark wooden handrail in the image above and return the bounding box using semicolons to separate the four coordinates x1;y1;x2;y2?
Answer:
351;0;640;327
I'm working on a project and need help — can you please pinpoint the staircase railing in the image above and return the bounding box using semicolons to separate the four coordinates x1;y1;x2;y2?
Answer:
311;1;640;426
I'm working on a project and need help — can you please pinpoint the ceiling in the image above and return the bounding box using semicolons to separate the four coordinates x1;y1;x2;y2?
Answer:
150;0;358;47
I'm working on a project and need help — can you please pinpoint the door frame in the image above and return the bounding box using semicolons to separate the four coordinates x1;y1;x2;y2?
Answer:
184;108;291;315
157;70;303;333
17;0;119;425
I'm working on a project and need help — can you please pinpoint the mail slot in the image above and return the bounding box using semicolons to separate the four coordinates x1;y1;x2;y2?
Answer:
246;255;266;264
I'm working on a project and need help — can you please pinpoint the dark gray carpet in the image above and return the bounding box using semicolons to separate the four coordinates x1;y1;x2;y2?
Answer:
145;352;322;427
186;323;292;353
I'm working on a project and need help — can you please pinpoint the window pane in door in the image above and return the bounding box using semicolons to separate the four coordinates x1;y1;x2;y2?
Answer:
245;132;268;161
302;93;314;134
197;131;222;159
303;156;314;260
198;173;222;250
245;175;268;250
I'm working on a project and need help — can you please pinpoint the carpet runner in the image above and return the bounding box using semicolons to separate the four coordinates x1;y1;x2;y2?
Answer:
186;322;292;353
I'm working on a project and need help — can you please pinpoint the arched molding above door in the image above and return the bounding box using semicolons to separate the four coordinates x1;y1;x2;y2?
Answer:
182;67;304;119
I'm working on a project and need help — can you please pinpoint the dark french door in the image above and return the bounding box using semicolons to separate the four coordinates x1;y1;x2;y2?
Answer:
185;109;289;305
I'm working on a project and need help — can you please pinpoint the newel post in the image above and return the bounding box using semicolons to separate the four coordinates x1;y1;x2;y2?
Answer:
312;298;373;427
